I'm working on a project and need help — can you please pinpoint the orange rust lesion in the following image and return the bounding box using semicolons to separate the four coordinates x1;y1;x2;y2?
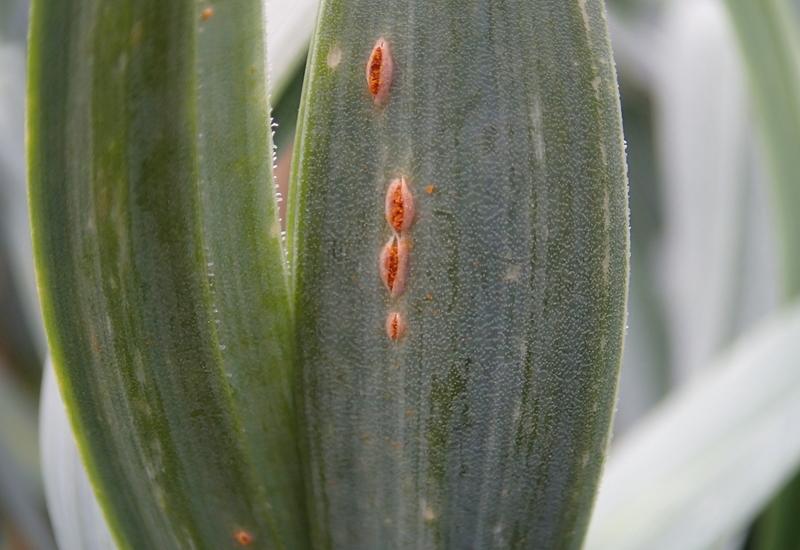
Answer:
366;38;393;105
425;184;437;195
385;177;415;232
233;529;253;546
379;235;409;297
367;45;382;94
201;7;214;21
386;311;406;341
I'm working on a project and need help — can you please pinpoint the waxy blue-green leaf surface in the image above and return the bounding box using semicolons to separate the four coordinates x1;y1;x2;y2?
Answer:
289;1;630;548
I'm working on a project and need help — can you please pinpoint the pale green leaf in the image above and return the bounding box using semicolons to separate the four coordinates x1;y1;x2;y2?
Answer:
40;365;115;550
585;302;800;550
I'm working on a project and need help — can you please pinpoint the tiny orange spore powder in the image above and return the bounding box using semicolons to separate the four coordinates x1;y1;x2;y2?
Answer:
380;235;409;297
386;312;406;340
233;529;253;546
385;177;415;232
366;38;393;105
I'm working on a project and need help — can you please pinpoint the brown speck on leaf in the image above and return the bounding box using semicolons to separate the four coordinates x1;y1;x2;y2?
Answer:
130;21;143;47
233;529;253;546
366;38;393;105
425;184;436;195
385;177;415;232
380;235;409;297
201;7;214;21
386;312;406;341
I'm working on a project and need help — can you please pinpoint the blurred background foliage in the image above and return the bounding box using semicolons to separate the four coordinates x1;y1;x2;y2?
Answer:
2;0;800;548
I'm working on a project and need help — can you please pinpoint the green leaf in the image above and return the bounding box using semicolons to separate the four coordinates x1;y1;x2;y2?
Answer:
655;0;778;383
724;0;800;297
289;1;629;548
28;2;307;548
723;1;800;545
584;301;800;550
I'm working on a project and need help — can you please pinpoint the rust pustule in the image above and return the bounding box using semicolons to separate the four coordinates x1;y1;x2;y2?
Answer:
200;7;214;21
366;38;393;105
385;177;415;232
380;235;409;297
233;529;253;546
386;311;406;341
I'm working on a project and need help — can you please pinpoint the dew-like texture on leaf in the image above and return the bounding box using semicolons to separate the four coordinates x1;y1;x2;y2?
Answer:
288;1;629;548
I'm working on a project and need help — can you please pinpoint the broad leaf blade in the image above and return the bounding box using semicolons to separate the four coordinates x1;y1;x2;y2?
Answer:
585;302;800;550
724;0;800;297
656;0;776;383
723;1;800;545
28;2;306;548
289;1;629;548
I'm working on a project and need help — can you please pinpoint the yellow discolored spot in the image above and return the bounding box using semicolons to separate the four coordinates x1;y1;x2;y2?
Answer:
270;220;281;239
327;46;342;69
503;264;522;282
422;500;437;522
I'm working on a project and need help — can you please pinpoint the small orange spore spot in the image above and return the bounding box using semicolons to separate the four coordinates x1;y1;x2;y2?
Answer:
233;529;253;546
425;184;436;195
366;38;393;105
379;235;409;297
201;7;214;21
386;311;406;341
385;177;415;232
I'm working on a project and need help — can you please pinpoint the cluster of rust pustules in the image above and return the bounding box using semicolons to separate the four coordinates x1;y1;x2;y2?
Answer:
380;177;414;341
366;38;415;342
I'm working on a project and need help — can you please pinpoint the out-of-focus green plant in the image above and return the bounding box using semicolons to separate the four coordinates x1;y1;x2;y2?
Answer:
723;1;800;548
